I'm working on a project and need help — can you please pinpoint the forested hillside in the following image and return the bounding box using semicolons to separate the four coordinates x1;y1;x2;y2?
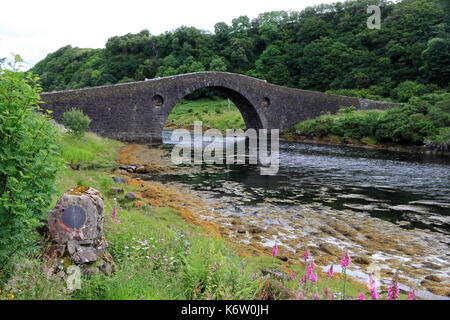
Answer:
30;0;449;102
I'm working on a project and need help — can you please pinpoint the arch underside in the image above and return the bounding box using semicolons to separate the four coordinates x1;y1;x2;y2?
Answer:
162;85;264;137
208;86;264;130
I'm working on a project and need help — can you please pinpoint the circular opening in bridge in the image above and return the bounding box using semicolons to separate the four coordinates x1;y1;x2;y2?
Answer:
152;94;164;107
261;97;271;107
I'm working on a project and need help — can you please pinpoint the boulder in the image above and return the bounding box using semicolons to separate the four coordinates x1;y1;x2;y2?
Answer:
125;192;138;200
136;166;147;174
48;186;104;244
47;187;115;273
112;176;127;184
111;187;124;194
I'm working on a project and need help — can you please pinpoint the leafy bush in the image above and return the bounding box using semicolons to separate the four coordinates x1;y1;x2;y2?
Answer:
63;108;91;137
392;81;436;103
0;55;62;268
432;127;450;144
290;92;450;146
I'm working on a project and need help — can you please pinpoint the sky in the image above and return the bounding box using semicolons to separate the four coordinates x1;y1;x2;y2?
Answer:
0;0;337;70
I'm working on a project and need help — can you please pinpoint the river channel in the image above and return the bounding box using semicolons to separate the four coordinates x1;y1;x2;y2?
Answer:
128;130;450;299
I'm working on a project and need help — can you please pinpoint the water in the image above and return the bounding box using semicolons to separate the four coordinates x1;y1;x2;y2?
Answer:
160;130;450;235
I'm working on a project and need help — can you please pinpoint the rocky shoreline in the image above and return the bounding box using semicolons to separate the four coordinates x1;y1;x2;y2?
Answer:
281;134;450;156
114;143;450;299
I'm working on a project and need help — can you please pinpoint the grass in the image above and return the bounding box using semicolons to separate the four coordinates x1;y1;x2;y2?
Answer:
165;98;246;131
0;128;415;300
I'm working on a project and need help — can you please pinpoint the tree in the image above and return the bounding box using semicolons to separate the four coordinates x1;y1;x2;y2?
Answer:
29;0;447;99
255;45;290;85
209;56;227;72
0;55;62;268
421;38;450;86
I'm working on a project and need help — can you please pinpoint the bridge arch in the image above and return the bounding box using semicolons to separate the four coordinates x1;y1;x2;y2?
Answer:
40;71;399;143
158;82;267;138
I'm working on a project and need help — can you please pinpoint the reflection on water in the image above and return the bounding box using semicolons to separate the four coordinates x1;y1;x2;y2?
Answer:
161;130;450;235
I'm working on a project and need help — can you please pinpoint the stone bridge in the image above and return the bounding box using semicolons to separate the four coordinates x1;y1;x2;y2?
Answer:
40;72;399;143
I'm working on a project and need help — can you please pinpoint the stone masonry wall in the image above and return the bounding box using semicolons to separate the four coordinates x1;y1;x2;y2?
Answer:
40;72;401;143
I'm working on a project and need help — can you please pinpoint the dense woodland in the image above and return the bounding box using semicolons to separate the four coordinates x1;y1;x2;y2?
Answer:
29;0;449;102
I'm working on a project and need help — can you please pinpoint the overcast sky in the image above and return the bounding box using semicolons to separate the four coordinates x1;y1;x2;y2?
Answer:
0;0;336;70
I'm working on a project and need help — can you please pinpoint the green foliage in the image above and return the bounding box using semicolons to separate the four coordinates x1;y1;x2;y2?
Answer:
30;0;448;101
166;98;246;130
291;92;450;145
392;81;436;102
432;127;450;144
209;56;228;72
421;38;450;86
0;56;62;268
63;108;91;137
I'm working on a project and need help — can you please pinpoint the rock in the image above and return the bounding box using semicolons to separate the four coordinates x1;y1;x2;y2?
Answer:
111;187;124;194
237;229;246;234
248;226;264;234
119;164;128;170
72;246;98;264
118;169;129;175
112;177;127;184
47;187;115;273
261;268;291;281
353;255;371;265
422;262;442;270
48;186;104;244
136;166;147;174
125;192;138;200
277;256;289;262
82;267;100;278
99;260;113;275
319;243;341;256
425;275;443;283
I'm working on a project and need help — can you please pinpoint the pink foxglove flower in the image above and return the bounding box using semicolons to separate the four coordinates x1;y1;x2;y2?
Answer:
307;261;315;278
369;275;380;300
301;276;306;285
357;293;365;300
112;207;121;224
341;252;350;268
314;294;319;300
272;244;278;257
303;248;310;261
310;273;318;283
387;276;400;300
407;289;416;300
327;265;334;278
253;272;257;281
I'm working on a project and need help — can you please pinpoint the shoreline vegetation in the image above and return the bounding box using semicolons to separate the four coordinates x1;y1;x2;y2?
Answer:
2;130;402;300
284;93;450;155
